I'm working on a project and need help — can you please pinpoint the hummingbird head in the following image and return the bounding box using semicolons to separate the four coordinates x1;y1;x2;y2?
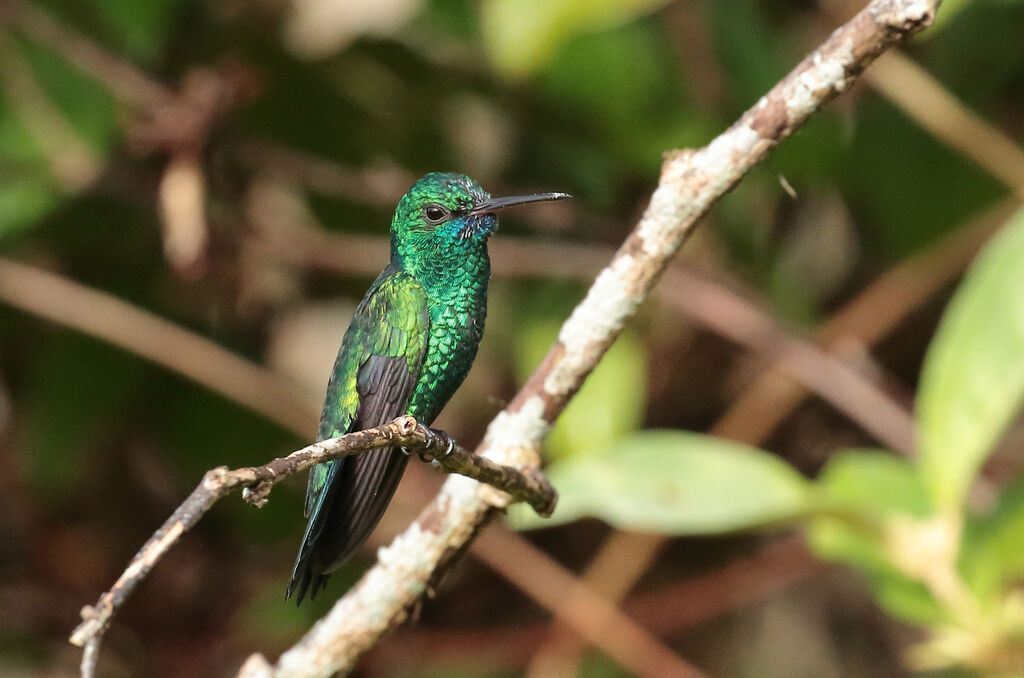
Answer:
390;172;570;270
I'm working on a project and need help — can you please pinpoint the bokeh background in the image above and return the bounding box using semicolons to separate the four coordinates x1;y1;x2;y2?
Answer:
1;0;1023;676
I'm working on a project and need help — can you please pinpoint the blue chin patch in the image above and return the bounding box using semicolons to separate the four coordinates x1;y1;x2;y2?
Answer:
457;214;498;240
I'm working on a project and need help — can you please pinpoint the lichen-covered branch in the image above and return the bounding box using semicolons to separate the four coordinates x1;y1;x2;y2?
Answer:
69;416;554;678
237;1;942;677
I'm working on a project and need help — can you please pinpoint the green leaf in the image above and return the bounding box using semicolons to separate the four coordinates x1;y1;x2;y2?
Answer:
841;98;1003;259
961;475;1024;602
0;37;116;237
808;451;928;573
807;450;943;625
480;0;670;77
705;0;785;108
20;334;146;499
928;0;974;33
510;430;810;533
516;319;646;461
925;0;1024;35
917;207;1024;510
86;0;177;63
868;571;946;626
0;174;59;239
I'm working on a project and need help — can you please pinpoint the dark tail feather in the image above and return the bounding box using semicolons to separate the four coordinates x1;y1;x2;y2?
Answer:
287;448;409;604
285;562;329;604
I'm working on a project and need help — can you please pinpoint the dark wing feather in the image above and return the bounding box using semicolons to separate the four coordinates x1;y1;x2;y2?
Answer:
288;270;429;603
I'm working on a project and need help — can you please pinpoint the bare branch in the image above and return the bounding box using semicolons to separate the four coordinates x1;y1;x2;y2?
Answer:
239;2;942;676
69;416;555;677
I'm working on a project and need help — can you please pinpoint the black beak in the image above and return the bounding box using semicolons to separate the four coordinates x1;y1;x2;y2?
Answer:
469;192;572;216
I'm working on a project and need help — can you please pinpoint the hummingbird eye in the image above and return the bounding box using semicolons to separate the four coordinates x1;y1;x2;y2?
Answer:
423;203;451;224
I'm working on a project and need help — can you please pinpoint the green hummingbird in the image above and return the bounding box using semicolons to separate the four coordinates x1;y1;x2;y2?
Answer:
288;172;570;603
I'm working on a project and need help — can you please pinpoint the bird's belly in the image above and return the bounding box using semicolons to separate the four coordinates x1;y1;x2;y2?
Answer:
407;304;484;424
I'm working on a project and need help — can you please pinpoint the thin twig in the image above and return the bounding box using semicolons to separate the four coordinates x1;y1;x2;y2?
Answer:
69;415;555;673
237;2;942;676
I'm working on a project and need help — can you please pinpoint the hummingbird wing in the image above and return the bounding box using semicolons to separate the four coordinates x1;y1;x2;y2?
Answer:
288;267;430;603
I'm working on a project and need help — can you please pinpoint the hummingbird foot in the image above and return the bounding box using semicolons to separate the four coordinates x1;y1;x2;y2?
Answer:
421;427;457;463
399;426;456;462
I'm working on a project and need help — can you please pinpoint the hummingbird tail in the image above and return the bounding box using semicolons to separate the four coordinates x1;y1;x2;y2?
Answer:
287;449;410;605
285;563;329;604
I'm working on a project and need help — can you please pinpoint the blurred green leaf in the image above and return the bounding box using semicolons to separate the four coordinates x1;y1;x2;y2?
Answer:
0;174;59;239
0;36;116;238
808;450;930;568
539;21;670;129
807;450;943;624
961;475;1024;602
917;207;1024;510
841;99;1003;258
511;430;810;532
0;65;57;237
87;0;177;63
538;20;711;173
516;319;646;461
705;0;785;109
481;0;670;77
17;37;117;151
929;0;975;33
21;334;145;499
929;0;1024;38
868;571;946;626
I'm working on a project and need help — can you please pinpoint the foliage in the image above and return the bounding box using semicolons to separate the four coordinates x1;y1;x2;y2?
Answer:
917;208;1024;511
511;430;810;532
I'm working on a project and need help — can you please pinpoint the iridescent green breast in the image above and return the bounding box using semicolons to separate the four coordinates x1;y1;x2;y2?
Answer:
406;246;490;423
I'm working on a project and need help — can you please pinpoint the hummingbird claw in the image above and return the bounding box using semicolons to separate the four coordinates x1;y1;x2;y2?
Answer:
421;428;456;461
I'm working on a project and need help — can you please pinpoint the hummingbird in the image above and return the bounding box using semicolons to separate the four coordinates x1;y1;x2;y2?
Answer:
288;172;570;603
